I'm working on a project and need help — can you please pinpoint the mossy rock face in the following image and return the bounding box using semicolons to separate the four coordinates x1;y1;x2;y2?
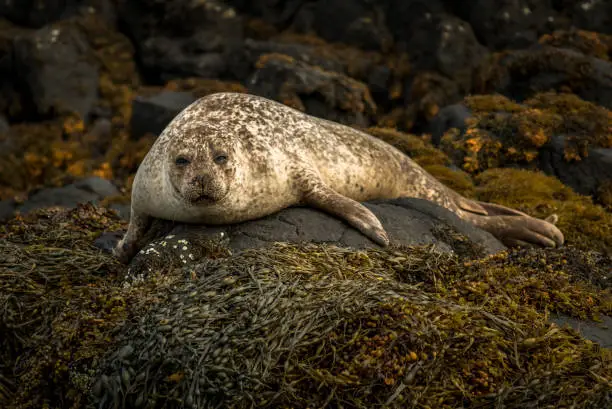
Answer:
474;168;612;256
441;92;612;174
538;29;612;61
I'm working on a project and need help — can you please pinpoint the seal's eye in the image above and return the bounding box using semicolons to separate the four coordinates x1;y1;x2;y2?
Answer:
214;154;228;164
175;156;190;166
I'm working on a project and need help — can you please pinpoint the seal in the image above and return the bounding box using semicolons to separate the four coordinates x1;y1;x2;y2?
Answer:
113;92;564;263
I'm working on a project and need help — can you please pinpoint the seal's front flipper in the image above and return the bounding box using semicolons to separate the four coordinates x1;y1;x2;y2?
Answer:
113;209;152;264
296;171;389;246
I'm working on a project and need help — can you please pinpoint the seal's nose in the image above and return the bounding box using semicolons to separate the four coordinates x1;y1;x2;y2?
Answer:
192;174;211;187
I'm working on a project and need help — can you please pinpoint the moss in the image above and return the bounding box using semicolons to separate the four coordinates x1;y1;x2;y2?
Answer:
464;94;525;113
71;13;140;127
539;29;612;61
598;180;612;210
524;91;612;157
243;18;279;41
0;121;97;198
164;78;247;98
474;168;612;255
443;92;612;173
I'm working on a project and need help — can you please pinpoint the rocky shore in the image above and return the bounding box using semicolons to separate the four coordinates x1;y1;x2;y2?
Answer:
0;1;610;408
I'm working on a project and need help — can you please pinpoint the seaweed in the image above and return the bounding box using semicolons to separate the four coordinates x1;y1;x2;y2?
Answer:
2;204;610;409
92;243;611;409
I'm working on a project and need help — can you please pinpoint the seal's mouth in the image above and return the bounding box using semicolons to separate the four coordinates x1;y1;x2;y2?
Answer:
191;194;217;204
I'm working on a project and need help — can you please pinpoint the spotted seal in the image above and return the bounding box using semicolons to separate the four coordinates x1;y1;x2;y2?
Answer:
113;92;564;263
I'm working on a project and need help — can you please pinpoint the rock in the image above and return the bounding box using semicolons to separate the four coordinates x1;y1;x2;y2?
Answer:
538;135;612;199
130;90;198;139
550;313;612;349
225;0;303;26
5;177;119;219
490;45;612;109
248;53;376;126
383;0;447;49
292;0;393;52
0;199;17;221
116;197;506;273
12;22;99;120
404;72;464;134
0;0;81;28
427;103;472;145
556;0;612;35
117;0;242;82
446;0;567;50
403;13;489;93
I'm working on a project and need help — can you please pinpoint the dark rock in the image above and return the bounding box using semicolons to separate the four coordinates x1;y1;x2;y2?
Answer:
130;90;198;139
75;0;118;27
0;0;81;28
0;199;17;222
555;0;612;35
538;135;612;198
248;53;375;126
550;313;612;349
383;0;447;48
404;13;489;93
404;72;463;134
227;39;337;81
0;115;9;134
94;230;125;253
427;103;472;145
225;0;304;25
491;45;612;109
7;177;119;218
12;22;99;120
446;0;568;50
73;176;120;197
117;0;243;82
292;0;393;52
121;197;506;272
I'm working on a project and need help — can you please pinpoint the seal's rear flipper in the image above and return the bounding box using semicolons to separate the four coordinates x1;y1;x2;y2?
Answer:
468;213;564;248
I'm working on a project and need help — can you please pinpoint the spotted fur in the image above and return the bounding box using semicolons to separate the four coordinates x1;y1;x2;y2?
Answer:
114;92;564;263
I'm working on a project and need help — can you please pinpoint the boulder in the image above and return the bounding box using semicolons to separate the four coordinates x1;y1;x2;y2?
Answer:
1;177;119;221
130;90;198;139
105;197;506;279
292;0;393;52
247;53;376;126
490;45;612;109
12;22;100;120
117;0;243;82
538;135;612;199
403;13;489;93
556;0;612;35
0;0;81;28
445;0;568;50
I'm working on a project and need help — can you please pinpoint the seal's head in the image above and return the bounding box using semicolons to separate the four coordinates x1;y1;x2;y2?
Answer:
165;124;237;205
